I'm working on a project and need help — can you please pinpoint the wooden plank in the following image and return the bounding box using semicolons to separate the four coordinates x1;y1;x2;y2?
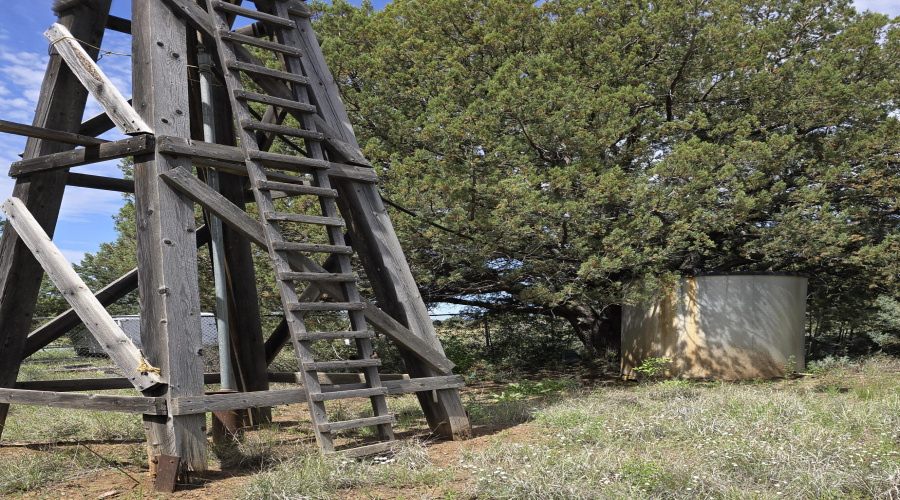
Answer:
0;197;164;392
266;372;408;385
133;0;207;471
170;389;308;415
272;242;352;254
23;227;210;358
0;1;114;439
45;23;151;135
233;89;316;114
304;359;381;371
318;415;395;433
288;301;366;312
0;120;108;146
211;1;295;28
156;135;376;183
66;173;135;193
23;269;138;357
9;135;154;177
219;29;304;57
384;375;465;394
106;15;132;34
16;372;224;392
310;387;387;402
156;167;455;373
0;388;165;414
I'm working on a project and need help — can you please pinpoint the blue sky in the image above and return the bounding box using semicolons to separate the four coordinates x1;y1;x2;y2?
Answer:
0;0;895;264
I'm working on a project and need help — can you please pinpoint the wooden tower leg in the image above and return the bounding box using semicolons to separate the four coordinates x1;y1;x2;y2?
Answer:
133;0;208;473
0;0;112;439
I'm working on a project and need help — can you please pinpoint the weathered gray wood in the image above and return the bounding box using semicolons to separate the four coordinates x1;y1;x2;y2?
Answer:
170;389;307;415
384;375;466;394
17;371;223;392
23;269;137;357
211;1;295;28
9;135;154;177
78;100;130;137
305;359;381;371
23;227;210;358
310;387;387;402
219;30;304;57
0;197;163;392
0;0;113;439
133;0;207;471
0;389;165;415
266;372;409;385
0;120;108;146
66;173;135;193
318;415;395;433
156;135;377;182
45;23;151;135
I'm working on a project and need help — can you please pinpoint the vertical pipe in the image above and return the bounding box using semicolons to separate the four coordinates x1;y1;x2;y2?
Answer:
198;47;235;390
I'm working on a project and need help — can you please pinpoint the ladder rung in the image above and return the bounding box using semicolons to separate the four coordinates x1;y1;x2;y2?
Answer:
257;181;337;197
242;119;324;141
311;387;388;402
318;415;395;433
249;150;329;171
298;330;374;341
288;302;367;312
265;212;345;226
332;441;397;458
226;60;310;86
234;90;317;114
278;271;357;282
272;241;354;255
212;0;296;28
304;359;381;371
220;29;304;57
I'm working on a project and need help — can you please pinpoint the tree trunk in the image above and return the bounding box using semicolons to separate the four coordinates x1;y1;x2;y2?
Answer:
564;304;621;361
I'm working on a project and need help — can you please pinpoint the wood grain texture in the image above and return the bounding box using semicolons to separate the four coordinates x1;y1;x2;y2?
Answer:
45;23;151;135
0;119;107;146
132;0;207;471
170;389;307;415
0;197;163;392
0;389;165;415
0;0;113;439
9;135;154;177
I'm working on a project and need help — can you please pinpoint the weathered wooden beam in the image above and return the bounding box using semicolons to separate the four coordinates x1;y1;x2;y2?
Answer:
22;226;210;358
45;23;151;135
66;173;135;193
1;197;164;392
8;135;154;177
0;0;113;440
133;0;207;471
0;388;165;415
106;15;132;34
156;135;378;183
78;101;130;137
23;269;137;358
0;119;108;147
157;168;456;374
170;388;307;415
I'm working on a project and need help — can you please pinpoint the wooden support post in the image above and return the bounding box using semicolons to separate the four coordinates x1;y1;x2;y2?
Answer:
0;0;113;440
133;0;208;472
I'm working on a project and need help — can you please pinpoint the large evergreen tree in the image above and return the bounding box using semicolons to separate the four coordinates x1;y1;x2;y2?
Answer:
312;0;900;356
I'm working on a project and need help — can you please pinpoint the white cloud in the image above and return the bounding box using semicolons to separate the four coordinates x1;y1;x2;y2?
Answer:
853;0;900;16
58;248;86;265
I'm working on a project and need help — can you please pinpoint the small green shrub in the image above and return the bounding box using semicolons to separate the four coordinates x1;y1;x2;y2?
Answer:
632;357;672;379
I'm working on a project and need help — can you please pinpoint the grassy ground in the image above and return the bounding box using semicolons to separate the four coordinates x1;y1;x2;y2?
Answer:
1;356;899;499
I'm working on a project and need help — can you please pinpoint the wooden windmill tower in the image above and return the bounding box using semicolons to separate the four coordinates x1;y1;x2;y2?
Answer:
0;0;470;490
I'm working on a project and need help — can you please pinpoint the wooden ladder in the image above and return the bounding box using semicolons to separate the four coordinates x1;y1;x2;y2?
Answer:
204;0;395;456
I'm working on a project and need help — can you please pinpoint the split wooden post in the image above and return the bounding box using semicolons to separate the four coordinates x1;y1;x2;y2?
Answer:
0;198;164;392
132;0;208;472
0;0;113;440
